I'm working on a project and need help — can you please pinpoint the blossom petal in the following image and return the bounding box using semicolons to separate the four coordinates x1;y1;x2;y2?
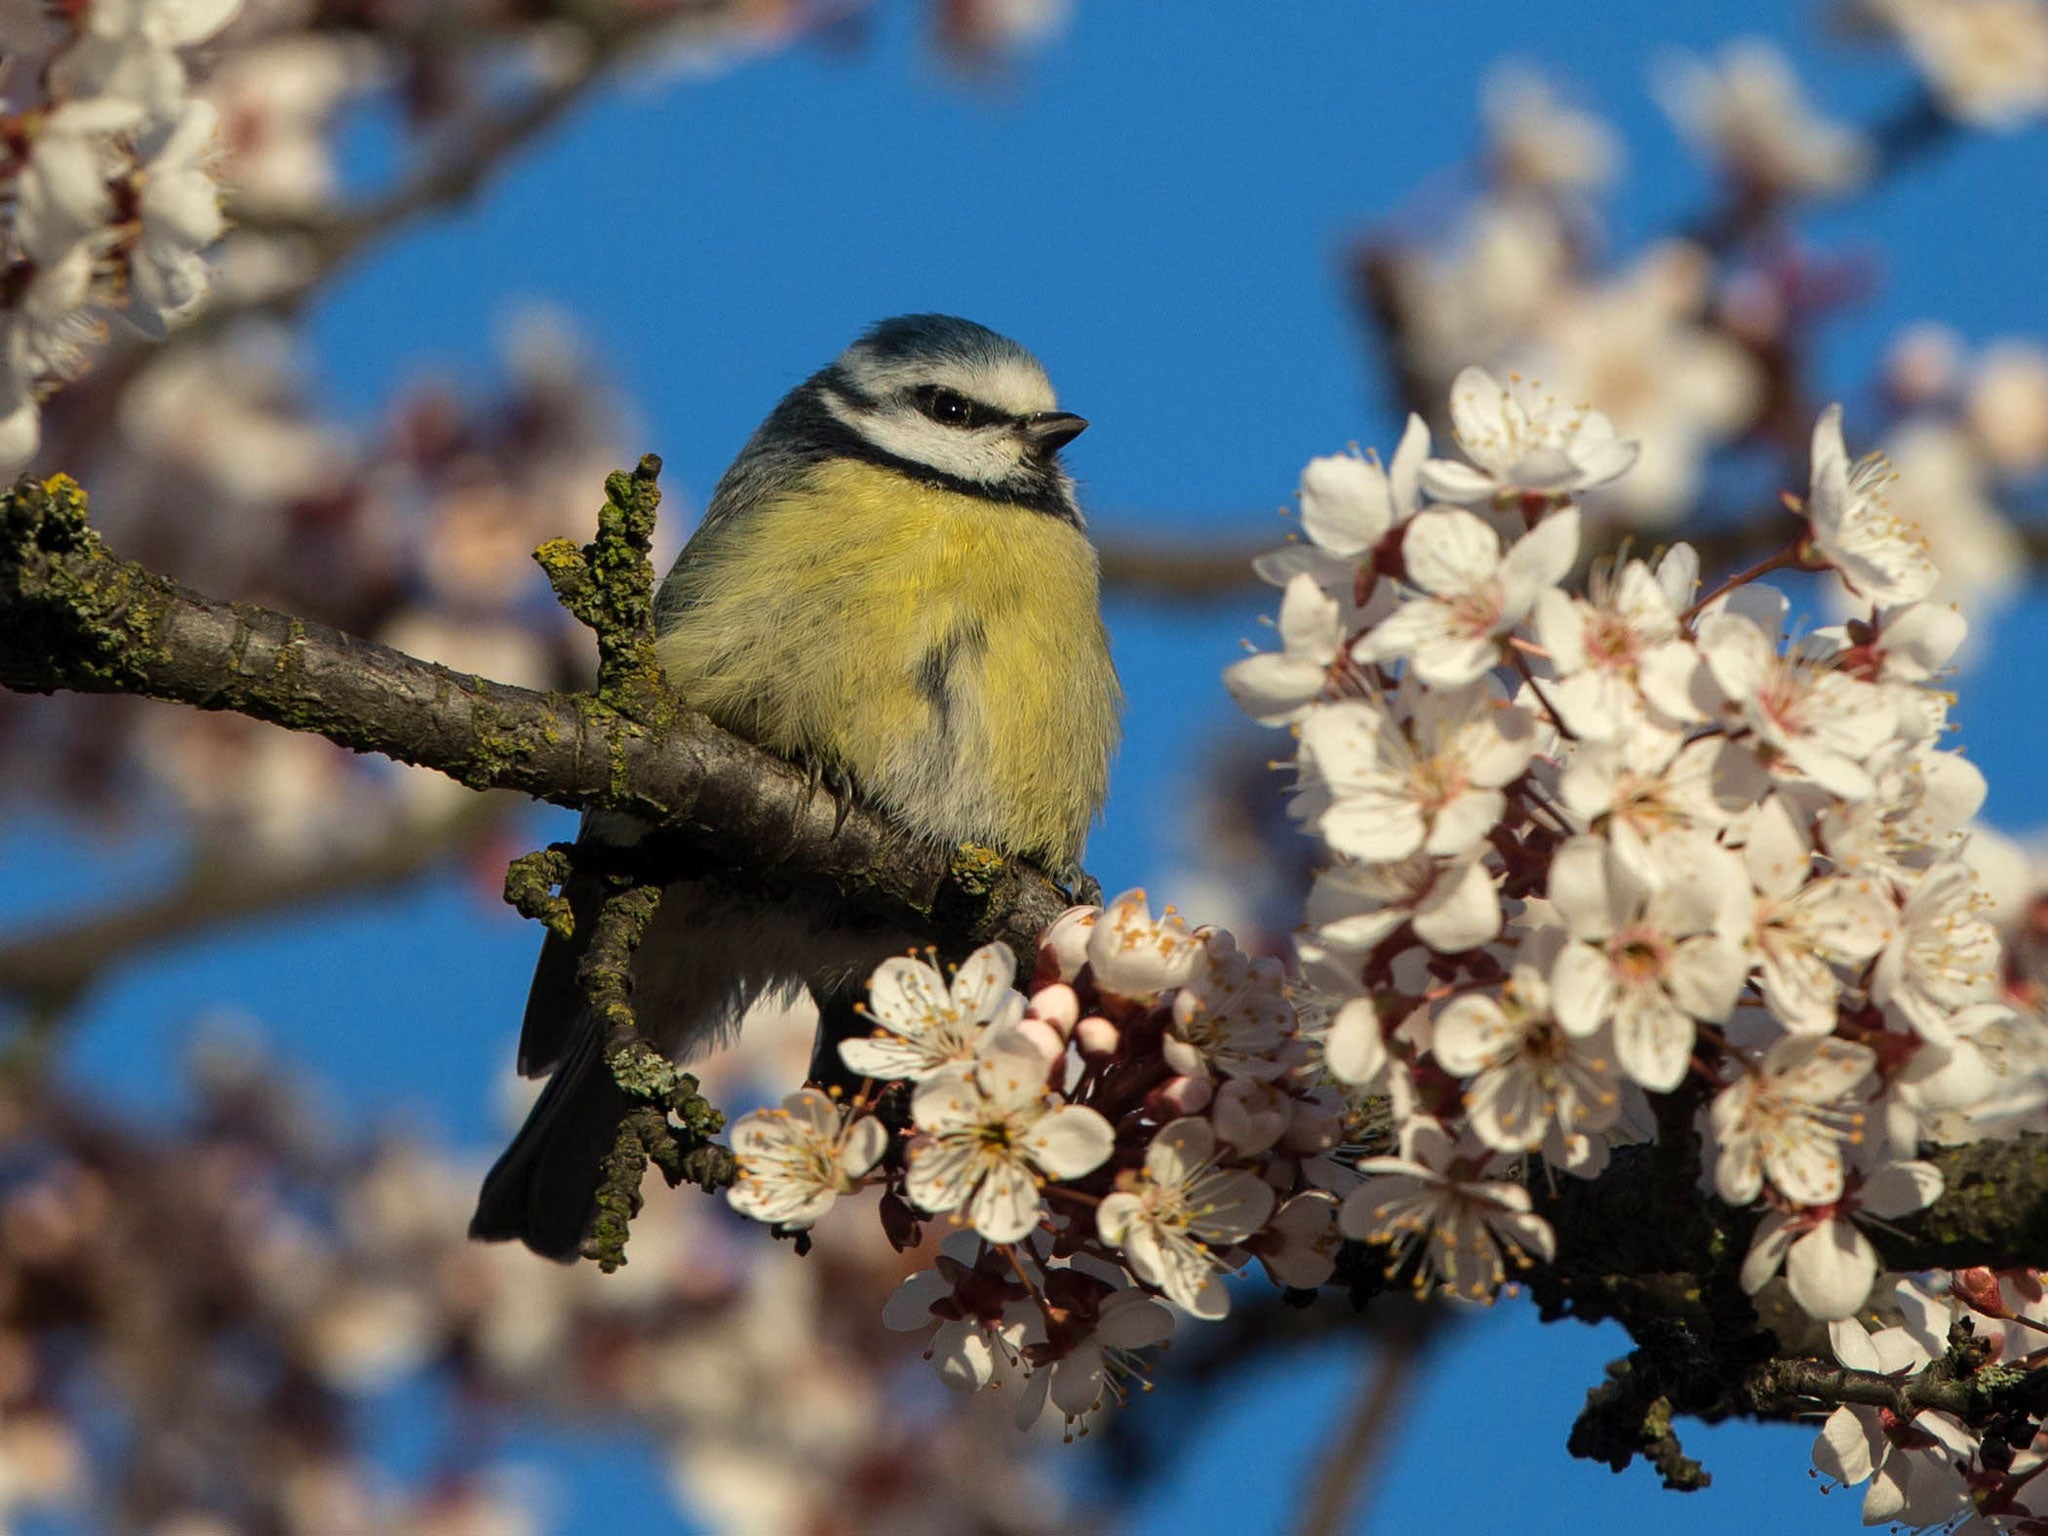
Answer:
1026;1104;1116;1179
1785;1217;1879;1320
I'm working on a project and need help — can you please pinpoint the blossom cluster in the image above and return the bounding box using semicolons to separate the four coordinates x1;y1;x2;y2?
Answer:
725;371;2048;1465
727;896;1381;1434
1223;368;2045;1316
1;0;242;476
1222;369;2048;1526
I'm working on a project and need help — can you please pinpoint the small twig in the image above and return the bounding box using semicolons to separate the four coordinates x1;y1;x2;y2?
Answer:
533;453;668;722
1680;544;1803;625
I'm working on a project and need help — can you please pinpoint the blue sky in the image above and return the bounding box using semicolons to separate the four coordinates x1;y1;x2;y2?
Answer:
14;0;2048;1531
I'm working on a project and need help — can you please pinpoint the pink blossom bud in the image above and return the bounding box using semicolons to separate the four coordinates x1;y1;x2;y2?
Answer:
1075;1016;1120;1061
1038;906;1100;983
1026;982;1080;1037
1145;1075;1213;1119
1953;1267;2012;1319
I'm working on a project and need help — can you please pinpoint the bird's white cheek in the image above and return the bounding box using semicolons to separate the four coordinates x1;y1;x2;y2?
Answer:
850;410;1025;486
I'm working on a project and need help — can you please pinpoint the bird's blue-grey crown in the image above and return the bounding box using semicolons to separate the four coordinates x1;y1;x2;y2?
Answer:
705;314;1089;528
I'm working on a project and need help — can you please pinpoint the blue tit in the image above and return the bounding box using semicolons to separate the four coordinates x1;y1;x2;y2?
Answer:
470;315;1122;1259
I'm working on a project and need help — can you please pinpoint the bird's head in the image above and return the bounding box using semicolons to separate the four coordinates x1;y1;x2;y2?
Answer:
811;314;1088;519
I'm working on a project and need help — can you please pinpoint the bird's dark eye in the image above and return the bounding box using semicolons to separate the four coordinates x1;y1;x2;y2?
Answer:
913;387;988;428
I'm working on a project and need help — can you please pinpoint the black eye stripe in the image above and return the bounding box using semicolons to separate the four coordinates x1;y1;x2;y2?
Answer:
910;385;1010;430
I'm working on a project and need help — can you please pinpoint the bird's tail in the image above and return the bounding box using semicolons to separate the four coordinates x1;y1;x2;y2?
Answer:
471;865;908;1260
468;1020;633;1261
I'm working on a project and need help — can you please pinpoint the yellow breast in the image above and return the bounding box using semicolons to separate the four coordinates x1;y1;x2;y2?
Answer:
652;457;1121;867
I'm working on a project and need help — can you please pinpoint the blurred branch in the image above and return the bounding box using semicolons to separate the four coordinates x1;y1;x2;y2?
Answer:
40;0;853;476
0;795;510;1019
1096;534;1271;601
1292;1312;1433;1536
234;1;745;281
1094;512;2048;605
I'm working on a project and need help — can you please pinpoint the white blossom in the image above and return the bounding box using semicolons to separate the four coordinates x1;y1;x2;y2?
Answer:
728;1089;889;1229
1510;245;1762;521
1740;1160;1945;1319
1655;40;1870;196
1097;1118;1275;1319
1352;505;1579;687
841;942;1024;1082
1419;366;1640;506
1707;1036;1873;1206
1481;64;1620;193
1252;1191;1342;1290
1304;851;1503;957
1873;858;2003;1043
1340;1120;1555;1299
1869;0;2048;129
1805;404;1938;608
1549;834;1752;1091
905;1043;1114;1242
1299;417;1428;558
1965;340;2048;473
1868;418;2022;621
1814;1283;1978;1525
1558;728;1756;892
1697;609;1895;799
1224;573;1342;725
1011;1286;1174;1432
1744;794;1893;1034
129;100;227;335
1534;546;1699;740
1086;888;1205;1001
1163;931;1293;1081
1296;686;1535;863
1386;198;1572;381
882;1239;1035;1393
1432;933;1624;1156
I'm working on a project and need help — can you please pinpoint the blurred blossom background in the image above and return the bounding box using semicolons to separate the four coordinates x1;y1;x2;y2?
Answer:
4;0;2048;1532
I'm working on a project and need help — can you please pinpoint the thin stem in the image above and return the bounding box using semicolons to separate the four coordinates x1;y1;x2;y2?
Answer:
1682;546;1804;626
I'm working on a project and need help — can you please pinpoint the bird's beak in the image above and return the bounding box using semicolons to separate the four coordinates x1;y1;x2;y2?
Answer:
1023;411;1088;452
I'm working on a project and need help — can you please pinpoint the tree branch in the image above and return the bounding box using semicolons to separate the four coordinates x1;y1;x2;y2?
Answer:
0;472;1084;968
1529;1137;2048;1282
0;796;511;1017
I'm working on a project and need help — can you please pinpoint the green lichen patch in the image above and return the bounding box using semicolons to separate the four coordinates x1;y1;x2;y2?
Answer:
534;454;670;727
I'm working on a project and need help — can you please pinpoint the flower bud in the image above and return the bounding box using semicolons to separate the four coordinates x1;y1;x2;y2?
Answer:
1145;1074;1213;1119
1026;982;1080;1037
1075;1016;1120;1061
1952;1266;2012;1319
